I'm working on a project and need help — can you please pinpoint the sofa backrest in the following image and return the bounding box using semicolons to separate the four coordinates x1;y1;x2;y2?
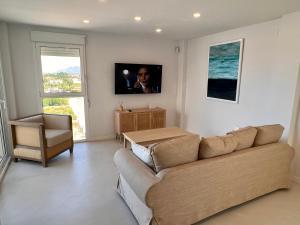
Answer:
131;124;285;172
199;124;284;160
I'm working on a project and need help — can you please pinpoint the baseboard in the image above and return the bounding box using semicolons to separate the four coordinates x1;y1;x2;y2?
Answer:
87;134;116;142
293;176;300;184
0;156;11;184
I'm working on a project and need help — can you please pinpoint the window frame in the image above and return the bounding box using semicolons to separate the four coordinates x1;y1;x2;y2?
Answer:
34;42;89;141
35;42;87;98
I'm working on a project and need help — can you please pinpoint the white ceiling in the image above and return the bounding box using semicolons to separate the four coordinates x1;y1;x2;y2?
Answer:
0;0;300;40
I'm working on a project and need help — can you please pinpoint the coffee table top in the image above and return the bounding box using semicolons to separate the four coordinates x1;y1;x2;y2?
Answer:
123;127;194;146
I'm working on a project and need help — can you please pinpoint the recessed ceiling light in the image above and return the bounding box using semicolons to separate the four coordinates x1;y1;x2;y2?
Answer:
193;12;201;18
156;28;162;33
83;20;90;24
134;16;142;22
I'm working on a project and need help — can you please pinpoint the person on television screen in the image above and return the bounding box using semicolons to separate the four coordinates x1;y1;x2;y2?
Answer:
134;67;158;93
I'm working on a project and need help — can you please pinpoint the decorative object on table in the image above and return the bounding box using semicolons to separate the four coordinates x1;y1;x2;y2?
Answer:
118;102;124;111
207;39;244;103
148;103;155;109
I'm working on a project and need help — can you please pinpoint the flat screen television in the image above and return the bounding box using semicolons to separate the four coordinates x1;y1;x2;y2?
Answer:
115;63;162;94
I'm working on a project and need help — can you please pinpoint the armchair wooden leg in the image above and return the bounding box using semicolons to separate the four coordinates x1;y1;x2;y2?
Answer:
42;159;48;168
69;144;74;154
14;157;18;162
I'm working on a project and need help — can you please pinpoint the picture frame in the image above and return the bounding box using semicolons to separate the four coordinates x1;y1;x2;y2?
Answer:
206;39;244;103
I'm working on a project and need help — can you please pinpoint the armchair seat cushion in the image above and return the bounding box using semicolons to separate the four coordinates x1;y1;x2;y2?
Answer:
45;129;72;147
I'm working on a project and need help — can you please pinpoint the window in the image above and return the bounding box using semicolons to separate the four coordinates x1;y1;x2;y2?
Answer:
36;43;87;141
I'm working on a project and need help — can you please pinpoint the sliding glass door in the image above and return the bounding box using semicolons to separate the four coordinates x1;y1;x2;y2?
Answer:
0;101;8;166
0;57;9;173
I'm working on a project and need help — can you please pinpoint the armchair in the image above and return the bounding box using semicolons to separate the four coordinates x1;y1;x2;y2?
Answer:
9;113;73;167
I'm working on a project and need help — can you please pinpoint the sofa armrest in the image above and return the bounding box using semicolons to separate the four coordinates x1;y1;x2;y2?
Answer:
43;114;72;130
114;149;160;205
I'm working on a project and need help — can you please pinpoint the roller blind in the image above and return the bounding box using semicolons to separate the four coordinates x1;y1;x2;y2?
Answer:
40;46;80;57
31;31;86;45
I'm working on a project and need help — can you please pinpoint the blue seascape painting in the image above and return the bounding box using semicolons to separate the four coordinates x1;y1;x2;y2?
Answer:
207;40;243;102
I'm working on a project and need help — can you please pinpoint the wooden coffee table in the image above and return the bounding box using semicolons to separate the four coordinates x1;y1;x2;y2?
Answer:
123;127;194;148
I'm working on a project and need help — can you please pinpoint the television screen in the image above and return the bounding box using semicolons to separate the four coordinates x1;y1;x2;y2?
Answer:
115;63;162;94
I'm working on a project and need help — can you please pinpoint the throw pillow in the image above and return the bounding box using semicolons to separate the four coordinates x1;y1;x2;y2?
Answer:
151;135;201;173
227;126;257;150
199;134;238;159
253;124;284;146
131;142;157;168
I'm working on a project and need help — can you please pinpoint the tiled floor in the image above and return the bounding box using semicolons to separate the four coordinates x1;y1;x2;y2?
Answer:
0;140;299;225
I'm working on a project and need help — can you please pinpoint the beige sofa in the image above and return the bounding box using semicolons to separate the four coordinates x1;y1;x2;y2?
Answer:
114;125;295;225
9;113;73;167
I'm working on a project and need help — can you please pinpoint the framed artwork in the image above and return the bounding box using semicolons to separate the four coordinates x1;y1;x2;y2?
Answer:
207;39;244;103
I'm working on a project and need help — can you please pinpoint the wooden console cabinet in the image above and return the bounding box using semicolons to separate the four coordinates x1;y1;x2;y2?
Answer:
115;107;166;138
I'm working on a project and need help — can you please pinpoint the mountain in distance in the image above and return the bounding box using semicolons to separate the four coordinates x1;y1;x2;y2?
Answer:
56;66;80;75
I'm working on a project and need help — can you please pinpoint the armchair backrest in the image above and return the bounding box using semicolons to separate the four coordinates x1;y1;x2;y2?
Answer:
43;114;72;130
19;114;44;124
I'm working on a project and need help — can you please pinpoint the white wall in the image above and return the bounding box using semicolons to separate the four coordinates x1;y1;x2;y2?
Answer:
293;101;300;182
277;12;300;181
184;20;288;136
183;13;300;180
85;32;178;140
176;40;188;128
7;23;179;140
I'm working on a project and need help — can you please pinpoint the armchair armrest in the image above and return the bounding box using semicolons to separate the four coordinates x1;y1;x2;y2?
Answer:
43;114;72;130
9;120;43;128
114;149;160;205
9;120;45;148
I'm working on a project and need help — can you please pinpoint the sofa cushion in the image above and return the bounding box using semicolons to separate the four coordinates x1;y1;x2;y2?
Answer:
199;134;238;159
45;129;73;147
151;135;200;172
254;124;284;146
131;143;157;168
227;126;257;150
